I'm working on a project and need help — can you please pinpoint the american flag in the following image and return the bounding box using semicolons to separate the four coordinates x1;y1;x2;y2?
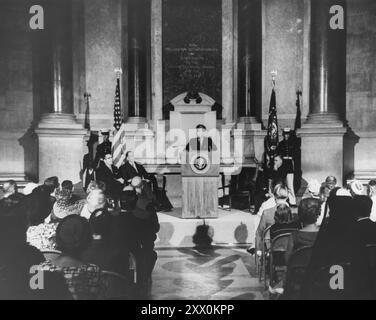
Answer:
112;78;126;167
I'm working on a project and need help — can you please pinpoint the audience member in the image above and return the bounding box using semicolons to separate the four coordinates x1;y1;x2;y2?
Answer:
0;180;24;202
86;180;106;195
353;195;376;245
24;176;59;226
300;190;371;299
39;215;104;300
270;204;300;240
49;188;85;223
80;189;107;220
0;196;45;299
254;184;290;252
23;182;39;196
121;176;160;296
285;198;320;262
369;179;376;222
82;207;130;277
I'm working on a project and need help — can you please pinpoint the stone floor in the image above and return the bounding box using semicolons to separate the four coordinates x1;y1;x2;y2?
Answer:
151;246;266;300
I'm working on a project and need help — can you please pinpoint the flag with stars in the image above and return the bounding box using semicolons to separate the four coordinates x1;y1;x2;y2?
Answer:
113;78;122;130
112;78;126;167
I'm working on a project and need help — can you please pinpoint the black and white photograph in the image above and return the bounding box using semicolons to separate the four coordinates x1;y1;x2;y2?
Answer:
0;0;375;305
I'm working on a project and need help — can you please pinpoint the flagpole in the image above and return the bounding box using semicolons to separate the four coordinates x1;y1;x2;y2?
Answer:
271;70;277;89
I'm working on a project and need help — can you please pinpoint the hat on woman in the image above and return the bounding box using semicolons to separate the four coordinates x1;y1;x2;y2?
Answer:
55;215;92;255
52;188;83;220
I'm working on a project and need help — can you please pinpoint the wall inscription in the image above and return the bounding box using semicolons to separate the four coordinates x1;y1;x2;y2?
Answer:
162;0;222;106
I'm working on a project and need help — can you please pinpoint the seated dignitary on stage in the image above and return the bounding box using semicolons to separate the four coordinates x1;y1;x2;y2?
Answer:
95;152;123;201
119;151;158;192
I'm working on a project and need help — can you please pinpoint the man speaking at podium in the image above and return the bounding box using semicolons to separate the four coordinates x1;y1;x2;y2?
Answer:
182;124;219;219
185;124;217;154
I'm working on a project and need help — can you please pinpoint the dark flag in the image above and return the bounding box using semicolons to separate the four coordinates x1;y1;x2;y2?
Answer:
266;88;279;162
84;92;91;131
294;90;302;130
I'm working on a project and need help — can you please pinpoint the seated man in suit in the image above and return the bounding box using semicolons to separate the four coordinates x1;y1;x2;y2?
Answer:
96;152;123;201
119;151;158;191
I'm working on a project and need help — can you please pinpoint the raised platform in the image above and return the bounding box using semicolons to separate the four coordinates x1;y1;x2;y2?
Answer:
155;207;259;248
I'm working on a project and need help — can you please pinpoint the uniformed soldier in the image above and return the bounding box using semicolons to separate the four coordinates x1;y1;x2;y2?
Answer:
276;128;297;205
94;129;112;168
276;128;295;174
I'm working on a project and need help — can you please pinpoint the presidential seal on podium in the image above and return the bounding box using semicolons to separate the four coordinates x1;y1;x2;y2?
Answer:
190;153;210;174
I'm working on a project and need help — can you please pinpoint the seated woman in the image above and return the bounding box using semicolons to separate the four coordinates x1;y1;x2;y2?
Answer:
49;188;85;223
285;198;321;263
270;204;300;241
253;184;290;253
39;215;104;300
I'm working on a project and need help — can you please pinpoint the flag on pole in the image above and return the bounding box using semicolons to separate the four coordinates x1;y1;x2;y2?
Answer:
265;87;279;163
84;93;91;131
112;77;126;167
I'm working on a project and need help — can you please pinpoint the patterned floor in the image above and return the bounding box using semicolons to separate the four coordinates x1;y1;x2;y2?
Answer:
151;247;265;300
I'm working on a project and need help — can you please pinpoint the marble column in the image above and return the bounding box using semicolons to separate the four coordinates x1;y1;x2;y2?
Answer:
297;0;347;184
235;0;265;164
127;0;149;126
35;0;86;183
222;0;234;124
151;0;165;163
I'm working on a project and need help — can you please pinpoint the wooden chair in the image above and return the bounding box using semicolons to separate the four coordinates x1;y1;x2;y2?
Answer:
283;246;313;300
269;233;294;288
100;270;134;300
219;158;261;212
218;173;231;210
257;225;272;285
41;249;62;261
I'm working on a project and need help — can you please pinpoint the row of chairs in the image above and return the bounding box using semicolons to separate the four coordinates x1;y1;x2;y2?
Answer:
256;225;298;288
256;231;376;299
41;249;138;300
284;244;376;299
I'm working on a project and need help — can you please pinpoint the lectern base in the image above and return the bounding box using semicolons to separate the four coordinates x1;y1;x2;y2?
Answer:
182;176;218;218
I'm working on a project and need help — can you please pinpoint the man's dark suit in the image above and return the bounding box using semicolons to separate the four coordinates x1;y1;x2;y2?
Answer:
94;141;112;168
185;137;216;152
355;217;376;245
96;161;122;200
119;161;149;184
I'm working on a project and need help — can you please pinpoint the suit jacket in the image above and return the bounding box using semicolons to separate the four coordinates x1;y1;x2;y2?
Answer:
94;141;112;168
355;217;376;245
95;161;122;199
119;160;149;183
185;137;216;152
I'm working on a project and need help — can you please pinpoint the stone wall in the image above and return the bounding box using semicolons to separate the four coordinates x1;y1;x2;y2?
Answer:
76;0;123;130
346;0;376;178
0;0;37;180
261;0;305;130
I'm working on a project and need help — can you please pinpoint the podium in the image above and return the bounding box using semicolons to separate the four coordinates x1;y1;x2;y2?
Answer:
181;151;219;218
